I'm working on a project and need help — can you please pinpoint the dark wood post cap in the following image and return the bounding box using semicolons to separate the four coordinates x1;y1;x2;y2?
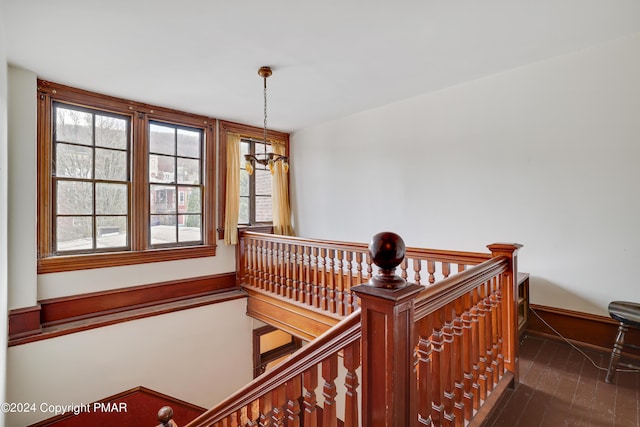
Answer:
368;231;407;289
157;406;175;426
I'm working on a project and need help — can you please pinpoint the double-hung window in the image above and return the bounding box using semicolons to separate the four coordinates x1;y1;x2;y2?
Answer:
38;81;216;273
239;138;273;225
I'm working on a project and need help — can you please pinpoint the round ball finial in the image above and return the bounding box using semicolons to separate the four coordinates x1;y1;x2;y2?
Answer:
368;232;407;289
157;406;174;424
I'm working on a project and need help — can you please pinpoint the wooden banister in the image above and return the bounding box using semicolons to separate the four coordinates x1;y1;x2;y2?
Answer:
172;233;522;427
184;311;362;426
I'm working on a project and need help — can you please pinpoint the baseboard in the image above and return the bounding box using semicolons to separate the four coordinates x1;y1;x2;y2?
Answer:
526;304;640;358
9;272;241;346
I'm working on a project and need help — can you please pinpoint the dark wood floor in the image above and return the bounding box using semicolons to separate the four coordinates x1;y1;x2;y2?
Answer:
488;335;640;427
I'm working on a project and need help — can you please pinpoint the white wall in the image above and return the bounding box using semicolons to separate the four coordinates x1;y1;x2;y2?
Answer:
7;65;37;309
6;298;255;427
5;66;250;426
6;66;237;306
1;0;10;423
291;33;640;316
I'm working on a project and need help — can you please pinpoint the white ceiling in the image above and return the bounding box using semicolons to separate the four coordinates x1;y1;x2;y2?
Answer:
5;1;640;133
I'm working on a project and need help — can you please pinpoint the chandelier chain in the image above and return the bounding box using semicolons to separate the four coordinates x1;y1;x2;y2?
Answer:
263;78;268;152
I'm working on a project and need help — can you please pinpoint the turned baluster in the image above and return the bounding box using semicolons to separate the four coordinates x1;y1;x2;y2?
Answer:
475;285;488;403
355;252;364;284
335;250;345;316
400;257;408;281
271;384;286;427
284;243;293;299
298;246;306;304
302;366;318;427
304;246;312;306
246;401;259;426
413;259;422;285
481;280;495;394
461;293;474;422
442;262;451;279
258;393;273;427
290;244;299;301
157;406;177;427
258;240;267;291
495;275;506;376
267;241;275;294
327;249;336;314
285;375;302;427
427;260;436;284
452;298;465;427
441;304;455;427
311;247;320;308
322;354;338;427
249;241;258;287
417;320;433;426
469;288;481;411
365;252;373;280
343;339;360;426
319;248;328;310
431;313;445;426
344;251;354;314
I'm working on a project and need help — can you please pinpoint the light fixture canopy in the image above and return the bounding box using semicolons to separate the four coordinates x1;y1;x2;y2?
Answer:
244;66;289;175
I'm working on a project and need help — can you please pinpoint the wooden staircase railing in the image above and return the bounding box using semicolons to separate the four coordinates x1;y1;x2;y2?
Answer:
238;231;492;340
159;232;521;427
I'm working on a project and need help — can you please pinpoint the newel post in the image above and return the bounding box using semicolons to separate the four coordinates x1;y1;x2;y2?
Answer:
352;232;422;427
487;243;522;384
157;406;178;427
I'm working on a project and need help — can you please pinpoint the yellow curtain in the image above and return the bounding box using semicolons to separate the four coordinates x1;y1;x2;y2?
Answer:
224;133;241;245
272;143;294;236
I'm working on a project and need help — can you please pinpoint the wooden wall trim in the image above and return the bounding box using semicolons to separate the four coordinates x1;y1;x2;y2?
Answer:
9;272;242;346
526;304;640;358
8;305;42;338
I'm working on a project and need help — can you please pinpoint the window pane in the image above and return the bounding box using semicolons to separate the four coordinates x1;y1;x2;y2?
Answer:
179;215;201;242
95;115;127;149
97;216;127;248
150;215;177;244
95;148;127;181
149;123;175;155
56;216;92;252
240;141;250;168
255;169;272;196
149;154;175;183
177;129;201;158
56;107;93;146
96;183;128;215
150;185;176;214
256;196;272;222
177;158;200;184
56;143;93;179
178;187;200;213
240;170;249;197
57;181;93;215
239;197;249;224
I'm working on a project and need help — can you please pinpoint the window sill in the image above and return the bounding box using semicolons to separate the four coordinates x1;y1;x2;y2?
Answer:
37;244;217;274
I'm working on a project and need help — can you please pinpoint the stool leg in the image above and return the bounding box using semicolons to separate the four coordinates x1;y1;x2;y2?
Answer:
605;323;627;383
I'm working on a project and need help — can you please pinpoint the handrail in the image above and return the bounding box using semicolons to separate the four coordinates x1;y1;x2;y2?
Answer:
240;231;491;265
184;310;362;426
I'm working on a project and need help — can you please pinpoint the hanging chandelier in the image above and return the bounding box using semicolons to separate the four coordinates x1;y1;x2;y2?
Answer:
244;66;289;176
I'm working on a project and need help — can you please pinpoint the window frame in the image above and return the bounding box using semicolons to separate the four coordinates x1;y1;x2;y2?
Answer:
37;80;216;273
217;121;289;240
239;137;274;226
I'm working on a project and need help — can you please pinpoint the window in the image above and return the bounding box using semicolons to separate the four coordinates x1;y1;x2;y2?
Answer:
239;138;273;225
53;103;130;253
148;122;203;246
217;121;289;239
37;81;216;273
